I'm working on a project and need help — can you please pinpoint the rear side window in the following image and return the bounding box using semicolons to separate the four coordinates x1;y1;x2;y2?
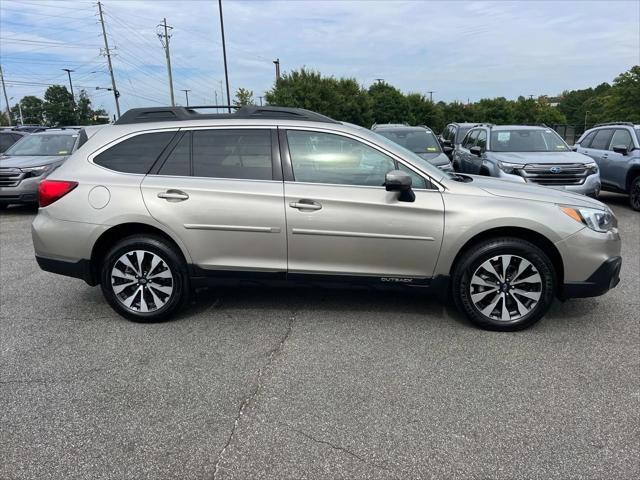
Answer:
94;132;176;174
609;129;633;150
192;129;272;180
476;130;487;150
589;129;613;151
463;130;479;148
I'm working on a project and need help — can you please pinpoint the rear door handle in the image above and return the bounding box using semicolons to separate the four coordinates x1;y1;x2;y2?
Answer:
289;200;322;211
158;189;189;201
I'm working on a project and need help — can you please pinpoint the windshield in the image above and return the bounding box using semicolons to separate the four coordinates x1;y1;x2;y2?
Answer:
4;133;77;156
368;130;452;180
490;129;569;152
376;129;442;154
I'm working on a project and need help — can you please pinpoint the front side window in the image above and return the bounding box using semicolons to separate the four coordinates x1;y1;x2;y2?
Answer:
609;129;634;150
192;129;272;180
490;129;569;152
287;130;395;186
579;131;596;147
589;129;613;151
397;163;427;189
94;131;176;173
476;130;487;150
5;133;78;156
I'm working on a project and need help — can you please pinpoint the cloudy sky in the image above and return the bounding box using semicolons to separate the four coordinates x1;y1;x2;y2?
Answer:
1;0;638;117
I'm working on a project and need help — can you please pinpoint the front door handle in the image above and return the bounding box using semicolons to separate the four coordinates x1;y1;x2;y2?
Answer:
289;200;322;211
158;189;189;202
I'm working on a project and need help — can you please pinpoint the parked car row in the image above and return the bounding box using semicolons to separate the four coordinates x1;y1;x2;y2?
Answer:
30;106;621;331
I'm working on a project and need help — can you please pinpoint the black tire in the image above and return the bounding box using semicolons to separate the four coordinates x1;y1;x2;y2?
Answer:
100;235;189;322
629;176;640;212
452;237;556;331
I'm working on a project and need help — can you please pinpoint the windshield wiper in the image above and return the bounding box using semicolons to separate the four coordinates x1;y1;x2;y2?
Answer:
449;173;471;182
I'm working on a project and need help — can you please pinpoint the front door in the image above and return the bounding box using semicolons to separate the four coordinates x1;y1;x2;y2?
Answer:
141;128;287;273
282;129;444;281
602;128;634;190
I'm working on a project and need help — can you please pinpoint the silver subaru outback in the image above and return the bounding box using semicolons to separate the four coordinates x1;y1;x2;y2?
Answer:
31;106;622;331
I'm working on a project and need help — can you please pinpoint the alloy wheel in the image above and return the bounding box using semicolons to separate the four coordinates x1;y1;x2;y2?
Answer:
110;250;174;313
469;254;542;322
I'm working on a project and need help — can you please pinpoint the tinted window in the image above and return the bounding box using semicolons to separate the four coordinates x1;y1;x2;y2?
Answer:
463;130;479;148
476;130;487;150
398;163;427;189
443;126;453;141
609;129;633;150
490;129;568;152
95;132;175;173
288;130;395;186
192;129;272;180
579;131;596;147
589;129;613;150
159;132;190;176
0;133;15;151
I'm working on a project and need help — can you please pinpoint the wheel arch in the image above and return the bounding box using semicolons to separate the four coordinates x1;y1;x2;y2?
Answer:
89;222;190;285
625;165;640;192
448;226;564;295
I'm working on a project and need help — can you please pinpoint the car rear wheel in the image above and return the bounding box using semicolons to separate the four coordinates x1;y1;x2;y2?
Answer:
630;176;640;211
452;237;556;331
100;235;189;322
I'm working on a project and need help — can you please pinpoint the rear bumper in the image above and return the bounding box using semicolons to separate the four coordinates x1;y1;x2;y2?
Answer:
562;256;622;299
35;256;96;285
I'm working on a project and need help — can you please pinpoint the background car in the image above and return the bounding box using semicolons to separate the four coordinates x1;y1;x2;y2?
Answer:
455;124;601;197
439;122;476;163
0;127;87;208
372;124;453;171
575;122;640;210
0;130;29;153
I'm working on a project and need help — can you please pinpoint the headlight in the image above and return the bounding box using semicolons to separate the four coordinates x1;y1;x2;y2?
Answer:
497;161;522;174
559;205;616;233
20;165;51;177
584;162;599;174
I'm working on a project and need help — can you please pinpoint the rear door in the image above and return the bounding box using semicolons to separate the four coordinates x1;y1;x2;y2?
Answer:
281;128;444;281
141;127;287;274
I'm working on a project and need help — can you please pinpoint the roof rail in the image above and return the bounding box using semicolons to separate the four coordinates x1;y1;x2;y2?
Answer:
114;105;340;125
594;121;635;127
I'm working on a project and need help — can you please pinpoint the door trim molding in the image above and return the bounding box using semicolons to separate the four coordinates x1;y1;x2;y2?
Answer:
291;228;434;241
184;224;281;233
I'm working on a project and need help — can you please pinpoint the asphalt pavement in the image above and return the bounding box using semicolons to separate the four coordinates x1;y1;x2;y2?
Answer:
1;192;638;479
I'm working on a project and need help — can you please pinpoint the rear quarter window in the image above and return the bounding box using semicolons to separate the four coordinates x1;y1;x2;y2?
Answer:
94;132;176;174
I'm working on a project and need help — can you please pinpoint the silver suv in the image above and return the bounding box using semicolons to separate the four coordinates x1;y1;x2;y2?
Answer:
454;125;601;197
32;107;622;331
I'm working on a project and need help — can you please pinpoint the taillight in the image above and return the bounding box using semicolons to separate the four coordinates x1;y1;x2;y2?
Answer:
38;180;78;207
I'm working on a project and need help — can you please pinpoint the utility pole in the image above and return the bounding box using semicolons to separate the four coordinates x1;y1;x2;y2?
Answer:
375;78;384;84
214;91;218;112
273;58;280;82
258;96;263;106
0;64;12;126
427;90;435;102
62;69;75;104
181;89;191;107
218;0;231;113
97;1;121;118
158;18;175;107
17;101;24;125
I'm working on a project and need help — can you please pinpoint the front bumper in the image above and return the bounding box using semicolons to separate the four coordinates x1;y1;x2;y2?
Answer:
0;175;40;205
562;256;621;298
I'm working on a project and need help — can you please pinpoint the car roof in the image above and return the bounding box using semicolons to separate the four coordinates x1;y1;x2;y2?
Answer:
375;126;434;133
488;125;549;131
448;122;477;127
34;128;81;135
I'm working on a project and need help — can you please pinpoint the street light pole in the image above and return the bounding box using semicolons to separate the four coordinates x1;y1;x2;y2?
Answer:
0;64;12;126
181;89;191;107
427;90;435;102
273;58;280;82
62;69;75;104
584;111;590;131
218;0;231;113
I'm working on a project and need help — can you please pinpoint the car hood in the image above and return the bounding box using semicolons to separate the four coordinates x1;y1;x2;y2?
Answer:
0;154;67;168
468;175;605;209
489;151;590;165
415;152;450;167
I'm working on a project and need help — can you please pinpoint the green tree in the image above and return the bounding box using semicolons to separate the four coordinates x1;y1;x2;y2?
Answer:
11;95;44;125
368;81;407;124
43;85;75;126
405;93;443;129
234;87;255;106
605;65;640;123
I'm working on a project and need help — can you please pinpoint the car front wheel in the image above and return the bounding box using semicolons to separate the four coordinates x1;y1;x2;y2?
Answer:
452;237;556;331
630;176;640;211
100;235;189;322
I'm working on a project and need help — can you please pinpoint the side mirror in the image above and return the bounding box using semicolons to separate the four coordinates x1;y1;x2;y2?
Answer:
385;170;415;202
470;146;482;156
443;146;454;154
442;139;452;147
570;145;578;152
612;144;629;155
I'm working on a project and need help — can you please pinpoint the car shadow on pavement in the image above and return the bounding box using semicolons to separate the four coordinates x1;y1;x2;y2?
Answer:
0;205;38;217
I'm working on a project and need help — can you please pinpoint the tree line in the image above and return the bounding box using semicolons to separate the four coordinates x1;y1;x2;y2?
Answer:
262;65;639;132
1;85;109;127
